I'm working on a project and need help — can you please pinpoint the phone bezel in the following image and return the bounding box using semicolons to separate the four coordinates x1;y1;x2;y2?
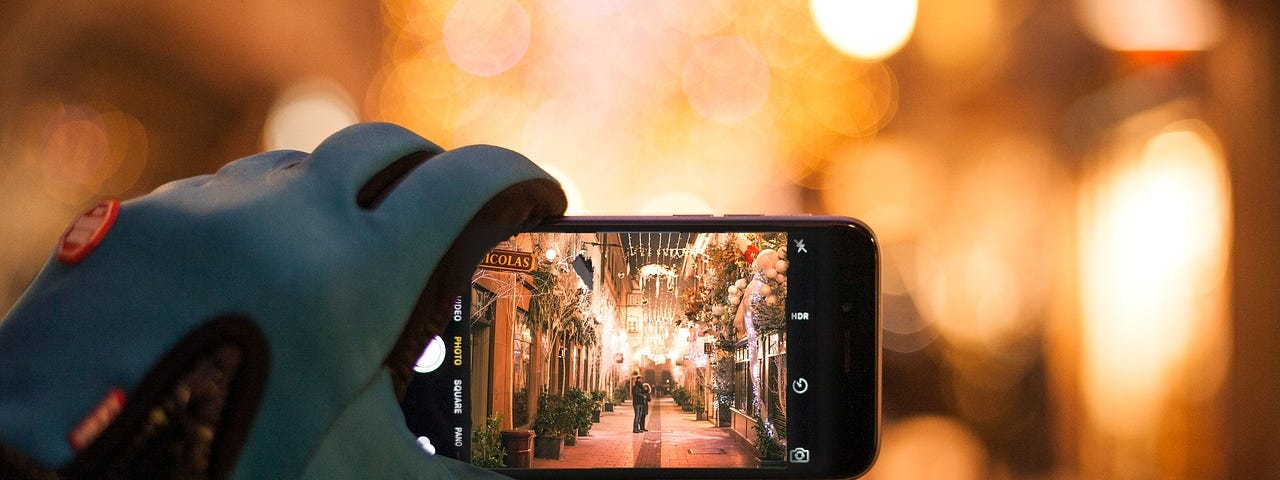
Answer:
466;215;880;479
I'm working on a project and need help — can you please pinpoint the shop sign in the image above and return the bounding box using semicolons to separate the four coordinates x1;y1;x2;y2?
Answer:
478;248;535;273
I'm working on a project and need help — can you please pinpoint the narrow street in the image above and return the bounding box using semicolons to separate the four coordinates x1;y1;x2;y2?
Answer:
530;396;757;469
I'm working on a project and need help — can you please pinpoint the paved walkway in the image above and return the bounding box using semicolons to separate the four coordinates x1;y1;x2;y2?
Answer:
530;396;756;469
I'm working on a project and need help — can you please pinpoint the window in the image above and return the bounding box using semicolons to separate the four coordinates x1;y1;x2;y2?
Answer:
512;308;532;426
734;359;752;412
471;286;495;327
470;286;496;427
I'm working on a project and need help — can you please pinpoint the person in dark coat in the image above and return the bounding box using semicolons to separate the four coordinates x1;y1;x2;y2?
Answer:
631;376;647;433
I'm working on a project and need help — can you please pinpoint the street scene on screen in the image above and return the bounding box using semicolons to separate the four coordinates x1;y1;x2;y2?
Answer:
460;231;792;469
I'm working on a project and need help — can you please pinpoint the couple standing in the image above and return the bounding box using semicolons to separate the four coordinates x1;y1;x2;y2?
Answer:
631;375;651;433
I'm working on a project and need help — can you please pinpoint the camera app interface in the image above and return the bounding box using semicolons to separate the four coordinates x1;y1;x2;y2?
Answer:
402;231;801;469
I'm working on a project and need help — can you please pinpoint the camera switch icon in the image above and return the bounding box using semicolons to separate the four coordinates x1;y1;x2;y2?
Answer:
790;447;810;463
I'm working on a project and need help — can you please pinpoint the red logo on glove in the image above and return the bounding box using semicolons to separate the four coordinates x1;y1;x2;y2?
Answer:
57;199;120;265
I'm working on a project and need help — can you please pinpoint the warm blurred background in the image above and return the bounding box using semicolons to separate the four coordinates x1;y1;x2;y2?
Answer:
0;0;1275;478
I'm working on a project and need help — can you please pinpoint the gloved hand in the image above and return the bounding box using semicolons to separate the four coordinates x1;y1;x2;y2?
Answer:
0;123;566;479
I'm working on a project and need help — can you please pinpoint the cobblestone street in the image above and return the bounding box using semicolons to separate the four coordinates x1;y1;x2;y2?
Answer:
530;396;757;469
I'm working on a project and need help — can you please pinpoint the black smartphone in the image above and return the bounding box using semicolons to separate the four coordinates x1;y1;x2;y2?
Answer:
401;216;879;479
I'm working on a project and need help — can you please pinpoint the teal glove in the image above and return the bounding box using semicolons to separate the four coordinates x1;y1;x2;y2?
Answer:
0;123;566;479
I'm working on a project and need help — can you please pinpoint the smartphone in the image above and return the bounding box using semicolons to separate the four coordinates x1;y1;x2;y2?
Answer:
400;216;879;479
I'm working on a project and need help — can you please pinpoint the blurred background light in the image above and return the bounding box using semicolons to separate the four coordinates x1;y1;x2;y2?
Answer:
442;0;532;76
263;77;359;151
1079;116;1231;438
682;36;771;123
810;0;918;61
866;416;988;480
1075;0;1224;52
655;0;738;35
819;138;941;244
639;191;717;215
1;1;1272;477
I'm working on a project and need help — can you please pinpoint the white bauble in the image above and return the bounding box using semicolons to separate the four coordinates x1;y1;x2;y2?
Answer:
735;278;747;290
775;260;788;274
759;284;772;296
711;305;725;316
765;268;777;279
729;296;740;305
765;295;777;305
752;249;779;271
776;274;786;284
728;285;739;295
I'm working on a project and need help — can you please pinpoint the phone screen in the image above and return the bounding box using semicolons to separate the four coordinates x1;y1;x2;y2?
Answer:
401;221;876;478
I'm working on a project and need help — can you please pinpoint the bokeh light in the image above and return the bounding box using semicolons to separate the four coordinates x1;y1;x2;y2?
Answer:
639;191;717;215
442;0;531;76
655;0;738;35
1075;0;1224;52
682;36;772;123
33;103;148;206
810;0;918;61
1079;116;1231;438
819;138;942;244
264;78;359;152
866;416;989;480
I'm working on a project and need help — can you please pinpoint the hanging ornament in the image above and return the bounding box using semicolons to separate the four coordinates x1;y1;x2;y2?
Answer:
729;296;740;305
759;284;773;296
712;305;724;316
752;249;778;272
775;260;788;274
735;278;747;290
765;268;777;279
776;274;786;285
765;295;777;305
728;285;739;295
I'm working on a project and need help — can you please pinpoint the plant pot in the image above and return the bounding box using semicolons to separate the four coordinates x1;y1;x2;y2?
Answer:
604;402;614;412
696;410;708;421
533;435;564;460
500;429;534;468
591;410;601;423
717;404;732;427
564;433;577;446
682;404;693;412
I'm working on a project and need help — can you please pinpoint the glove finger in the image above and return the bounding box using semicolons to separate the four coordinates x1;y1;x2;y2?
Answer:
209;150;307;182
303;123;445;200
368;144;564;256
374;144;567;394
151;174;213;194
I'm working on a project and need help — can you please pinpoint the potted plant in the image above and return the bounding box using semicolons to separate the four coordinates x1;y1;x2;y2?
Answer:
471;413;507;468
598;389;614;412
590;390;606;420
566;388;594;437
614;383;631;406
671;386;693;412
692;394;708;422
532;393;572;459
753;414;785;467
499;428;534;468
